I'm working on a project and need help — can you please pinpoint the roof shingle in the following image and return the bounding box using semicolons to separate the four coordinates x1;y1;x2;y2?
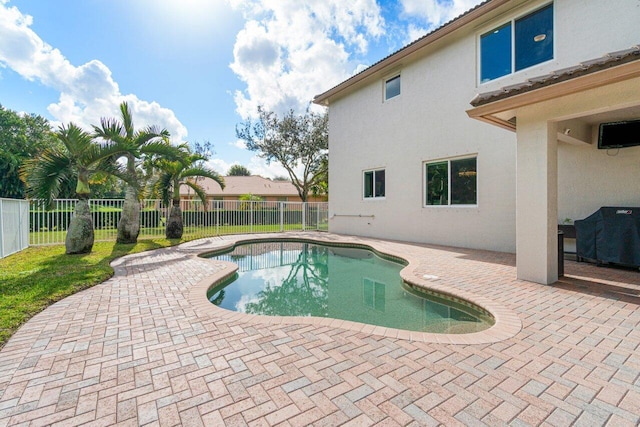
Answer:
180;175;300;197
470;45;640;107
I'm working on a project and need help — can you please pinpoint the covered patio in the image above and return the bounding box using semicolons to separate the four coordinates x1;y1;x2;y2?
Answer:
468;46;640;285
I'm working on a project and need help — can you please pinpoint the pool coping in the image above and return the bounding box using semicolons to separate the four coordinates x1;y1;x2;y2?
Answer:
185;233;522;345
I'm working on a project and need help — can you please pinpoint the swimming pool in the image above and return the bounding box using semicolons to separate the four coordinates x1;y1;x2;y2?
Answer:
205;240;494;334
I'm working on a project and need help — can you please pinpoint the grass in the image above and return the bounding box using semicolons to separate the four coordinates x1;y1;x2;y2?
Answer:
29;223;328;245
0;237;182;349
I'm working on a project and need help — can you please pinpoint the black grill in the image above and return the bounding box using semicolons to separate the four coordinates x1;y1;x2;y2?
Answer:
575;207;640;267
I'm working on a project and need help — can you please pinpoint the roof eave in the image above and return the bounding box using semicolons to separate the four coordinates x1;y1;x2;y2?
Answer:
466;59;640;127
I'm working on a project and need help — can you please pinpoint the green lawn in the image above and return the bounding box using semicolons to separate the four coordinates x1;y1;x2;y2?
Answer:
0;238;182;349
29;223;328;245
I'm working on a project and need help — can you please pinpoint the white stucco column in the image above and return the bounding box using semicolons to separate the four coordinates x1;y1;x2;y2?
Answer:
516;115;558;284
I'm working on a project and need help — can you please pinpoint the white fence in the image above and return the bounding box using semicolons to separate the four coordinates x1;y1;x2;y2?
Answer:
29;199;329;246
0;198;29;259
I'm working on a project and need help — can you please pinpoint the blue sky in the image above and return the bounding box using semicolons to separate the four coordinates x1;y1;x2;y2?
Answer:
0;0;481;177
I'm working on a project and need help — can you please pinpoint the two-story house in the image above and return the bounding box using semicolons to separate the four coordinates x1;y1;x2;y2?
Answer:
313;0;640;284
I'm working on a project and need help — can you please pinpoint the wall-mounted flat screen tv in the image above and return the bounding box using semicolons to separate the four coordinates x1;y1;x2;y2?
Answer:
598;119;640;149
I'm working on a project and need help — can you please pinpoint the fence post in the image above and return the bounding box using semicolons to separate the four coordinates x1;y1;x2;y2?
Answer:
18;201;29;250
216;200;220;236
0;199;4;258
250;201;254;233
280;202;284;232
302;202;306;231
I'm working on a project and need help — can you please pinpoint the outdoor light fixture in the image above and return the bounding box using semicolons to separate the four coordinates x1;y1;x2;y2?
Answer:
534;34;546;42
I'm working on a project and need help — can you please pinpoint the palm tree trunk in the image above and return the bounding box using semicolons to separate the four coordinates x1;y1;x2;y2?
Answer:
117;154;140;244
65;197;94;254
165;200;183;239
117;184;141;243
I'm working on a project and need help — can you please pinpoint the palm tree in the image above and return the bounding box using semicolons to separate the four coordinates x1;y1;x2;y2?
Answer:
21;123;129;254
93;102;175;244
150;144;224;239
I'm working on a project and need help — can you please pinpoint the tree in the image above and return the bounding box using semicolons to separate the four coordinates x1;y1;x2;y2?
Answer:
227;164;251;176
0;105;57;199
310;157;328;198
236;106;328;202
238;193;263;210
150;144;225;239
21;123;129;254
93;102;174;244
243;243;329;316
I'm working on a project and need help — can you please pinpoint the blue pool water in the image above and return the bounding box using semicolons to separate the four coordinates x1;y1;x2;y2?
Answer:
205;241;494;333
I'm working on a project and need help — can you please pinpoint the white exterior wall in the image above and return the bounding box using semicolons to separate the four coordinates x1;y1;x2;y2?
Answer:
327;0;640;253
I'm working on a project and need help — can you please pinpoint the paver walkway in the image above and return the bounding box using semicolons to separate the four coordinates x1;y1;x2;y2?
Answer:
1;232;639;426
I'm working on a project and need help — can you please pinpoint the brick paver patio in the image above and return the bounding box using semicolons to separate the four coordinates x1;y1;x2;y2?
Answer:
1;232;639;426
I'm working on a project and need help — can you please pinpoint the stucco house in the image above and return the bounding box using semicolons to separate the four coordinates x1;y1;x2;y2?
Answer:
313;0;640;285
180;175;326;203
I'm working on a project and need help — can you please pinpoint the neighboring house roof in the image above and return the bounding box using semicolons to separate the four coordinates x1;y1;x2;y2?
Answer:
313;0;507;105
470;45;640;107
180;176;300;198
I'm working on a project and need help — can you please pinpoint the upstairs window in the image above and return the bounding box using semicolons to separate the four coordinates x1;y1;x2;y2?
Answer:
480;3;553;83
364;169;385;199
425;157;477;206
384;75;401;100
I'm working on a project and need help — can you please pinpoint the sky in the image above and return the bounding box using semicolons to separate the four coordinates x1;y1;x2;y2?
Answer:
0;0;483;178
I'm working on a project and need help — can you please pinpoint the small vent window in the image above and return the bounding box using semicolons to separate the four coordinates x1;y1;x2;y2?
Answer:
385;75;401;100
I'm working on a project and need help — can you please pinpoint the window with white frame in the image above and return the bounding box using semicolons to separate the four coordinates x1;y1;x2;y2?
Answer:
425;157;477;206
480;3;553;83
384;75;401;100
364;169;385;199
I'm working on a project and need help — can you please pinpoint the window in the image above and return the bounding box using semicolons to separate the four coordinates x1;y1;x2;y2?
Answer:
425;157;477;206
385;75;400;100
364;169;385;199
480;3;553;82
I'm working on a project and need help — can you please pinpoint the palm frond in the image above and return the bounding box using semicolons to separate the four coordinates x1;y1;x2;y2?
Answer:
92;156;135;188
139;140;180;160
92;117;126;142
180;167;225;189
93;139;135;162
56;123;93;158
183;181;209;205
120;102;135;139
158;172;173;206
20;149;73;208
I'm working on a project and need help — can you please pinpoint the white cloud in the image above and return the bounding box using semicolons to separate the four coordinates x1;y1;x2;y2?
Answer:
228;0;485;118
229;0;384;118
206;158;235;176
406;24;430;45
206;154;301;179
0;1;188;141
231;139;247;150
247;155;301;179
400;0;484;28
